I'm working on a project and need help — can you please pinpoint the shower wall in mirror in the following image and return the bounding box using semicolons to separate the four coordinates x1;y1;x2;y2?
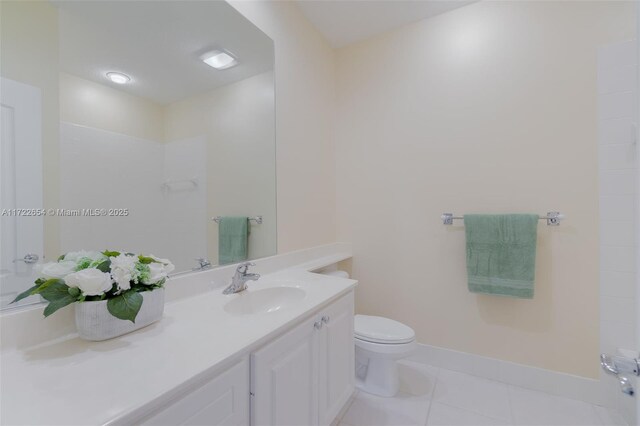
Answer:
0;0;276;308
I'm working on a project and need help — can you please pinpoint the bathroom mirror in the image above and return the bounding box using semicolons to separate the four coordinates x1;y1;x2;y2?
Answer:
0;1;276;309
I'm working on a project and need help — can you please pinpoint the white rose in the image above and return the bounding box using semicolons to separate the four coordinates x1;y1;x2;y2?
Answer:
65;268;113;296
142;263;167;285
110;254;138;290
141;257;174;285
149;255;175;275
36;261;77;280
63;250;105;263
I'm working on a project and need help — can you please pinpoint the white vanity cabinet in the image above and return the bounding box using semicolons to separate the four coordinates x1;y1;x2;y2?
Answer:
139;357;250;426
134;291;354;426
251;292;355;426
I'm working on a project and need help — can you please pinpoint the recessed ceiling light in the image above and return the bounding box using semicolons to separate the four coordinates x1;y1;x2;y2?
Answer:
201;50;237;70
106;72;131;84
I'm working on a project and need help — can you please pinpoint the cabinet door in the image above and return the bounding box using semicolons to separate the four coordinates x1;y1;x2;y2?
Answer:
318;293;355;426
251;316;320;426
140;357;249;426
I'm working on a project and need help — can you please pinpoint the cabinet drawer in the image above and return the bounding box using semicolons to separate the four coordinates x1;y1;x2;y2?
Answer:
141;357;249;426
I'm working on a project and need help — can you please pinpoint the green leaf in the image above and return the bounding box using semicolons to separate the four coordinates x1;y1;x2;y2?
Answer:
75;257;92;271
137;255;160;265
57;253;66;261
39;280;71;302
43;295;76;317
10;279;57;304
26;278;65;297
10;284;42;304
68;287;81;298
107;291;143;323
136;263;150;283
94;259;111;273
102;250;120;257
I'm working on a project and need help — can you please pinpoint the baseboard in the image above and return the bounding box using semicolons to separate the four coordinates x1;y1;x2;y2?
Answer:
407;343;606;406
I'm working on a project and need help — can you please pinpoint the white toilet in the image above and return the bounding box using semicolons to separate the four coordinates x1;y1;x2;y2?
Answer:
354;315;416;397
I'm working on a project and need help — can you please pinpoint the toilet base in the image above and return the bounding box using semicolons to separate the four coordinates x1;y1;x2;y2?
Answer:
355;356;400;397
354;339;415;398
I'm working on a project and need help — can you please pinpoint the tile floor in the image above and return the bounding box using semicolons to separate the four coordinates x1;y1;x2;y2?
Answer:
333;361;628;426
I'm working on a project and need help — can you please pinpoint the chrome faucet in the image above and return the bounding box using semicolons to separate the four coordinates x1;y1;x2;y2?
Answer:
600;353;639;396
222;262;260;294
194;258;212;271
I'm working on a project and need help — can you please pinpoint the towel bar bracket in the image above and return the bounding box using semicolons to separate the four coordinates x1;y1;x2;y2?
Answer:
442;213;454;225
546;211;562;226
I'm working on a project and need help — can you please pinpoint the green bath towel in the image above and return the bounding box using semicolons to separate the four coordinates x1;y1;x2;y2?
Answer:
464;214;538;299
218;217;249;265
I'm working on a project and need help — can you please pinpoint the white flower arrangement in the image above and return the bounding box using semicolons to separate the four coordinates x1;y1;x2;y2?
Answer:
12;250;175;322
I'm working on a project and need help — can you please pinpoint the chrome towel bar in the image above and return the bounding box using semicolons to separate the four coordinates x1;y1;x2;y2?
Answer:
212;216;263;224
441;212;564;226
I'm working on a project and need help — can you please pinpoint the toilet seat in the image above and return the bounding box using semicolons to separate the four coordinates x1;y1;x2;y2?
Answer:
354;315;415;344
355;337;416;355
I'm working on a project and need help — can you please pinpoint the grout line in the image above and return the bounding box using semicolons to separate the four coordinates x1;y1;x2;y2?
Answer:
336;390;358;422
423;374;437;426
437;367;517;424
506;383;517;426
432;400;514;425
417;361;624;425
590;403;608;426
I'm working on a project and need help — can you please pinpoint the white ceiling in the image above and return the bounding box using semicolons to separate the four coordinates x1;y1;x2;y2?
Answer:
54;1;273;105
296;0;478;48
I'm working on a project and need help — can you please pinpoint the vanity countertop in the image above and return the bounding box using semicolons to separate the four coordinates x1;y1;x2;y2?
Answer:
0;268;357;425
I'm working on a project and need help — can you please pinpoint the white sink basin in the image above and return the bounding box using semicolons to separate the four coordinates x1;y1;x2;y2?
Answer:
224;287;306;315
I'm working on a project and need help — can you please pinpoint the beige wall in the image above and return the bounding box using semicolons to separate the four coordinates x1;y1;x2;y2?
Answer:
335;1;635;378
3;0;621;381
164;71;277;264
229;1;337;253
1;1;60;260
60;73;164;142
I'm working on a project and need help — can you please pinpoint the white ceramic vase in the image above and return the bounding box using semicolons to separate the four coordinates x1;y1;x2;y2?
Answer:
75;288;165;341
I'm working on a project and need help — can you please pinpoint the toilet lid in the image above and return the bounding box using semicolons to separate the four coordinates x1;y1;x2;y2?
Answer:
354;315;415;344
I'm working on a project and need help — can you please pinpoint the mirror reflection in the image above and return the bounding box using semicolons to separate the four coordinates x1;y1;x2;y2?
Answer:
0;0;276;309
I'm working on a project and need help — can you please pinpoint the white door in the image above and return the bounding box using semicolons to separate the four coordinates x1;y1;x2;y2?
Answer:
318;294;355;426
251;315;320;426
0;77;44;308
